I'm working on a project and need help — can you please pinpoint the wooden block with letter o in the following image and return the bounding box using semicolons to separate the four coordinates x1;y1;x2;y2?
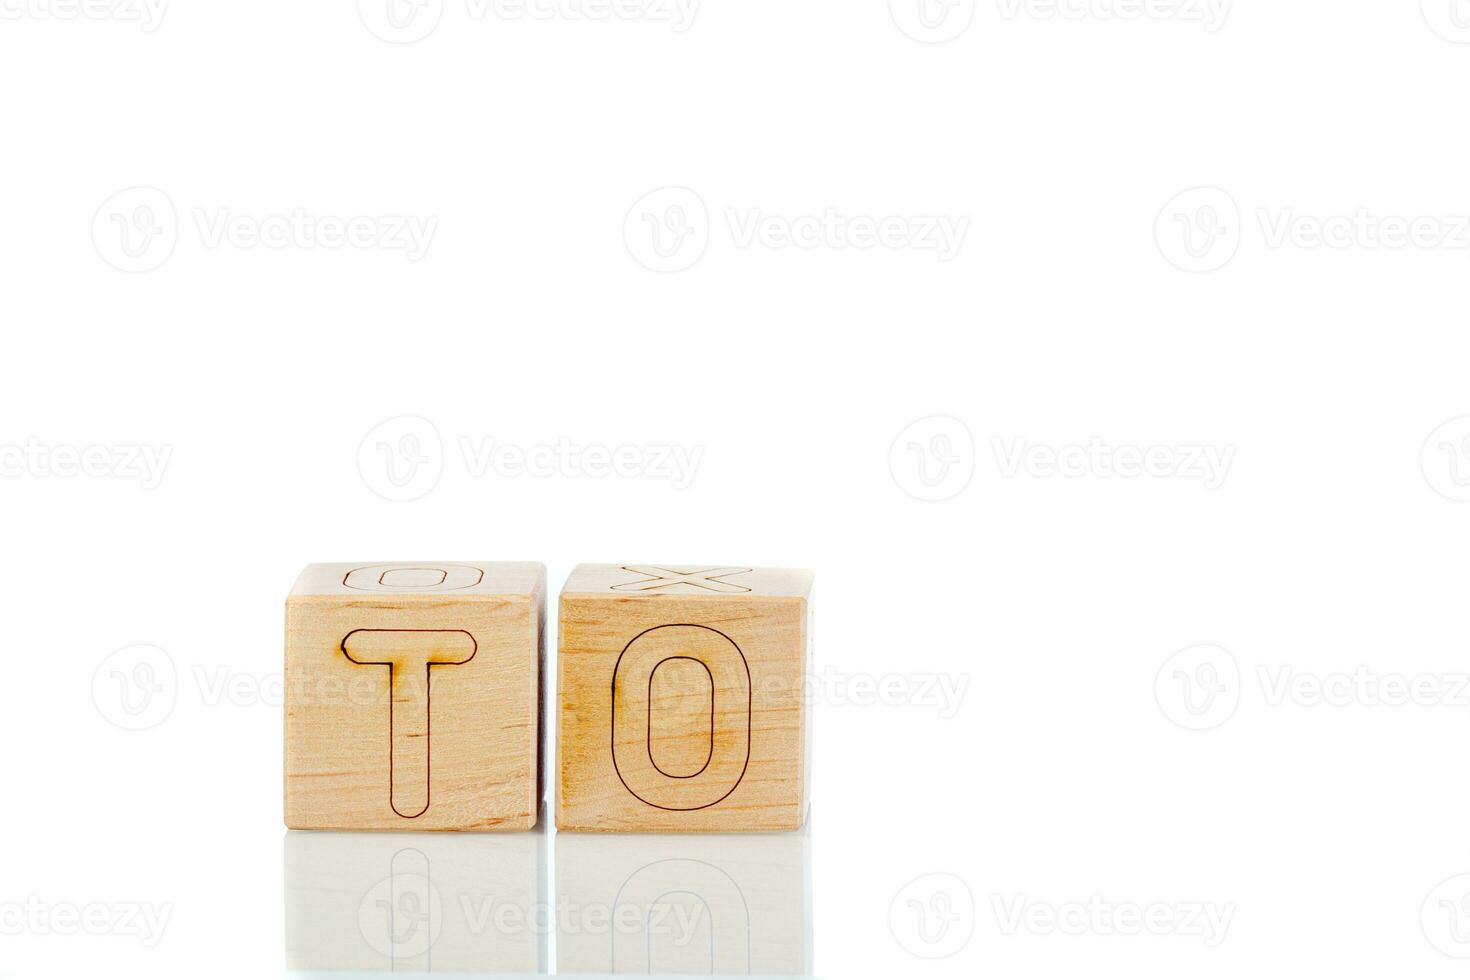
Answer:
285;562;545;831
557;564;813;832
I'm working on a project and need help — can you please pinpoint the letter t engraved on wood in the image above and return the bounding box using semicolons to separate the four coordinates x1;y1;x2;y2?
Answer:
341;629;477;819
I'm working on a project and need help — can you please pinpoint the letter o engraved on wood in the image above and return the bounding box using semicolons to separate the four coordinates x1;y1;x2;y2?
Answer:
343;564;485;592
611;625;751;812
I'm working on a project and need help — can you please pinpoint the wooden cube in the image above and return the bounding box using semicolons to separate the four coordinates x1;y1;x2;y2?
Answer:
557;564;813;832
285;562;545;831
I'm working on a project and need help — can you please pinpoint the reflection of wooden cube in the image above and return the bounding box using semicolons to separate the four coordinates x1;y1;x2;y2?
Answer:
285;562;545;831
557;565;813;832
555;830;811;975
285;831;547;972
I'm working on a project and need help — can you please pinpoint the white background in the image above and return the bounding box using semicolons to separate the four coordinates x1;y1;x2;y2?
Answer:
4;0;1470;977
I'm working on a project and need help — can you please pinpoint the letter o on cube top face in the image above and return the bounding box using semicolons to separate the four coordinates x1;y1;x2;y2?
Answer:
556;564;813;832
343;563;485;592
284;562;546;832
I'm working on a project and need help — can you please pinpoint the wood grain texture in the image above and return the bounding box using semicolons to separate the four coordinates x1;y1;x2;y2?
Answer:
557;564;812;832
285;562;545;831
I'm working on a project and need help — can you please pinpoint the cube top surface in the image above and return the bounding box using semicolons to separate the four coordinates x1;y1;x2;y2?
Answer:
290;561;545;599
561;563;812;599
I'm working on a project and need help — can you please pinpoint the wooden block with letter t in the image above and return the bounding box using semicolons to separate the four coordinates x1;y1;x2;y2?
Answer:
285;562;545;831
557;564;813;832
